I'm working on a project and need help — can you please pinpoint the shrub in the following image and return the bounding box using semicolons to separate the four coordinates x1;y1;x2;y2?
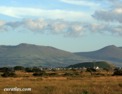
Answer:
82;90;89;94
32;67;41;72
0;67;10;72
86;68;96;72
33;71;47;76
25;67;42;72
113;68;122;76
14;66;25;71
1;71;16;77
25;67;33;72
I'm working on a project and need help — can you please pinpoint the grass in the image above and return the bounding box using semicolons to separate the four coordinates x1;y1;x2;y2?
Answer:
0;71;122;94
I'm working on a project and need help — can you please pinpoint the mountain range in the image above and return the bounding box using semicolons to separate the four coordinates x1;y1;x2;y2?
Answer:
75;45;122;67
0;43;89;67
0;43;121;67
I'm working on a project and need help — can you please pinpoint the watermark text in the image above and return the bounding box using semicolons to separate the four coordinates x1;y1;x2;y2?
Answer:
4;87;31;92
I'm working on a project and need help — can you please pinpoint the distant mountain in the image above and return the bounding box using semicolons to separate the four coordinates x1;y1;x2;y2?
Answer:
67;61;115;69
0;43;90;67
119;47;122;49
75;45;122;66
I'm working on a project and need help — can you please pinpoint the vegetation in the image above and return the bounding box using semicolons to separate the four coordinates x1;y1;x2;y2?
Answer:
113;68;122;76
1;67;16;77
33;71;47;76
67;61;115;69
14;66;25;71
0;75;121;94
0;66;122;94
1;71;16;77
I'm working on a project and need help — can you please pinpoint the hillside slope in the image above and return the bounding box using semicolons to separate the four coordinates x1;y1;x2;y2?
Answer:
75;45;122;66
67;61;115;69
0;43;89;67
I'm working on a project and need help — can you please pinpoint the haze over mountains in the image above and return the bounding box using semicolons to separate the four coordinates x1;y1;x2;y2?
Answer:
0;43;121;67
75;45;122;66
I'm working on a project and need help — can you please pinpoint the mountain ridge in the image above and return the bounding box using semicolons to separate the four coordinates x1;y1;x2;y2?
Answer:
75;45;122;66
0;43;90;67
0;43;121;67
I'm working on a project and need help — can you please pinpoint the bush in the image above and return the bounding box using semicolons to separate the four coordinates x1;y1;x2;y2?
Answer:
14;66;25;71
0;67;10;72
82;90;89;94
25;67;33;72
113;68;122;76
25;67;41;72
33;71;47;76
1;71;16;77
63;72;74;76
86;68;96;72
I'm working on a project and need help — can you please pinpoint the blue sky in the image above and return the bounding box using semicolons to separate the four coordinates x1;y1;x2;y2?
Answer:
0;0;122;52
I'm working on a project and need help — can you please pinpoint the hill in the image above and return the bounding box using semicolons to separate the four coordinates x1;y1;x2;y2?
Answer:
67;61;115;69
0;43;90;67
75;45;122;66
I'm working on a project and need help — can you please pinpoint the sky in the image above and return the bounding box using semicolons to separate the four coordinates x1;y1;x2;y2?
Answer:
0;0;122;52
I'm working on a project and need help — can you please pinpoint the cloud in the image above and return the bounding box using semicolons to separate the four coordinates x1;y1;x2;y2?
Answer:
0;18;122;37
60;0;100;8
0;6;87;21
89;23;122;35
0;19;84;36
92;8;122;23
0;20;6;32
0;20;5;26
107;0;122;7
92;0;122;23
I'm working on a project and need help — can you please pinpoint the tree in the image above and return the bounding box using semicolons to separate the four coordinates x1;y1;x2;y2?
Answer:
113;68;122;76
86;68;97;75
1;67;16;77
25;67;33;72
1;71;16;77
14;66;25;71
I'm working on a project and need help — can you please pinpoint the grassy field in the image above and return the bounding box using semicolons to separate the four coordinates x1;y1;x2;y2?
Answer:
0;70;122;94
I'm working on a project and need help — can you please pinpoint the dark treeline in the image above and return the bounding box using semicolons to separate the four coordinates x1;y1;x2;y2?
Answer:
0;66;122;77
